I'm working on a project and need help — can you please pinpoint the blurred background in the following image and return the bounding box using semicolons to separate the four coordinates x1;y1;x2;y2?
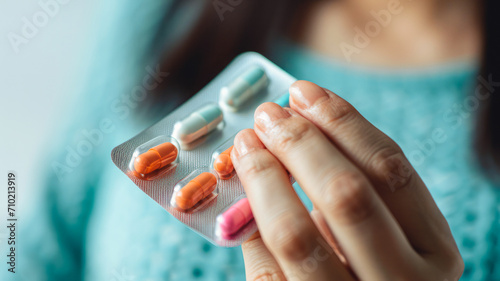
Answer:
0;0;98;233
0;0;101;278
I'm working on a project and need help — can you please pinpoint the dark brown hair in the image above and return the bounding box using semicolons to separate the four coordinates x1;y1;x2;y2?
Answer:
149;0;499;179
476;0;500;179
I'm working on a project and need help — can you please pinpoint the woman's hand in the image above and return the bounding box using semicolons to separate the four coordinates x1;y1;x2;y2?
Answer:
231;81;464;281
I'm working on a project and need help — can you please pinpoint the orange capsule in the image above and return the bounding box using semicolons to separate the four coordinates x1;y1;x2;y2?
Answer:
175;172;217;210
214;146;234;179
134;142;178;174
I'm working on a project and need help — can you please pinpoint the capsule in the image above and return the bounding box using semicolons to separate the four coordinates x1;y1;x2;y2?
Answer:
214;146;234;179
175;172;217;210
274;92;290;107
172;104;223;144
220;66;269;109
217;197;253;238
134;142;178;174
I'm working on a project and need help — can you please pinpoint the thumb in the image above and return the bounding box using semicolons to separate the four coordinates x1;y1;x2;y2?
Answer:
242;231;287;280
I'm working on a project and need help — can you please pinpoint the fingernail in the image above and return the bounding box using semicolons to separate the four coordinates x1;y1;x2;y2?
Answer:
289;80;328;109
254;102;291;131
233;129;264;158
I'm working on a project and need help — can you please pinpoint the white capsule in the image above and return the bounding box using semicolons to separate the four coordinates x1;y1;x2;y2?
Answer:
220;66;269;110
172;104;223;144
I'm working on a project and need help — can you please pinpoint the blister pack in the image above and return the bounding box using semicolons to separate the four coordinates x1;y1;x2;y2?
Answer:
111;52;297;247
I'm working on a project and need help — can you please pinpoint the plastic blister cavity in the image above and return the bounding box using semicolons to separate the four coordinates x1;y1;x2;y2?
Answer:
111;52;297;247
219;65;269;111
172;103;224;149
215;195;255;241
171;168;219;212
211;137;235;180
129;136;180;180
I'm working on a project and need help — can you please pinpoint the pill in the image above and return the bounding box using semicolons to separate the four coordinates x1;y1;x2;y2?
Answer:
217;197;253;238
172;104;223;144
220;66;268;109
214;146;234;179
175;172;217;210
134;142;178;174
274;92;290;107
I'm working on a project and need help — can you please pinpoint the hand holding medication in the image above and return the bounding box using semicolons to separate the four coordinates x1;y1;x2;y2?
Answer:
232;81;463;280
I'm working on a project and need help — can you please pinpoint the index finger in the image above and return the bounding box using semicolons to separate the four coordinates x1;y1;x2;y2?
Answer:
231;129;353;281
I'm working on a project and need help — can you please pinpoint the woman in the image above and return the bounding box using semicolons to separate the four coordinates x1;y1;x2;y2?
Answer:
13;0;499;280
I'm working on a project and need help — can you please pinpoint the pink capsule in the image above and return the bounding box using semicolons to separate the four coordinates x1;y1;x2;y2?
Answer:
217;198;253;239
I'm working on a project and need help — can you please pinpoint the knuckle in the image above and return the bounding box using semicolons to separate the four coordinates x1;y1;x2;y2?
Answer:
453;256;465;280
240;152;278;177
266;213;315;262
241;233;263;253
252;273;286;281
273;120;315;152
441;247;465;280
321;171;375;225
320;97;358;131
370;146;414;192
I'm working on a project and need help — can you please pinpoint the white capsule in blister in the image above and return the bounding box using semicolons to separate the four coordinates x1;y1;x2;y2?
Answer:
172;104;223;144
220;66;269;110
